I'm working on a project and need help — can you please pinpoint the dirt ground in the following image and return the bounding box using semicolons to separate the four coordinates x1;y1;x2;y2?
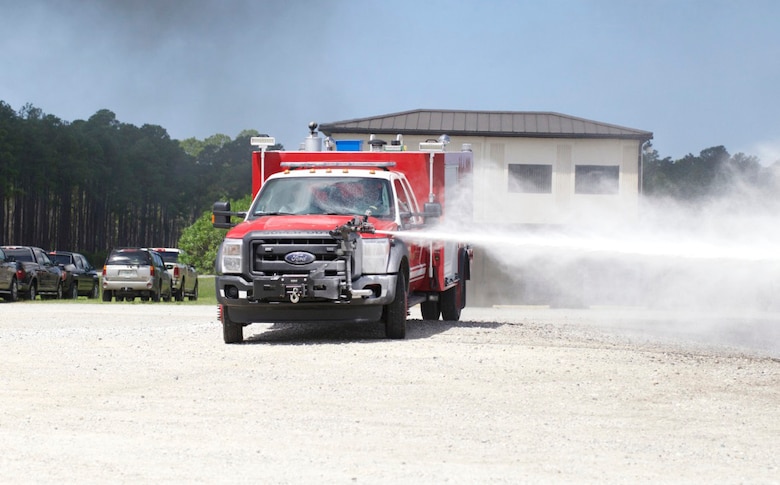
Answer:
1;302;778;484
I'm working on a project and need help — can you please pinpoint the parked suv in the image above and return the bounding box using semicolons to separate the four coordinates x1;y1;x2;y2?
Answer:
48;251;100;299
102;248;172;302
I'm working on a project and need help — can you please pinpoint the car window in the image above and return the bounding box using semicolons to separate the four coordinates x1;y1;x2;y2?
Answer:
51;253;73;266
158;251;179;263
108;250;150;265
5;248;33;262
35;249;52;265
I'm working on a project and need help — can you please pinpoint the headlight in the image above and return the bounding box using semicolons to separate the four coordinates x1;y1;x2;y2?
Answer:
361;238;390;274
219;239;243;274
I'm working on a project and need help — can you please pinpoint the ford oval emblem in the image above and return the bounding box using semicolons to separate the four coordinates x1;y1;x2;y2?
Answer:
284;251;316;265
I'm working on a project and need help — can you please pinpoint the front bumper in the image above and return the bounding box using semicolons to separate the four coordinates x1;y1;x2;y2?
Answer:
215;273;398;324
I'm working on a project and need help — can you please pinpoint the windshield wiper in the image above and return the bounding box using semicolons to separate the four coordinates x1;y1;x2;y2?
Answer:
256;211;296;216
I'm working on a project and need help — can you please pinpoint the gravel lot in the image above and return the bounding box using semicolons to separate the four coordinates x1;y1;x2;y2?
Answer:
1;302;778;484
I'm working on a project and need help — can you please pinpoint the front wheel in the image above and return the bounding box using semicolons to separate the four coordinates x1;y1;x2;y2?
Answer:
222;306;243;344
384;273;407;339
68;283;78;300
89;282;100;299
102;289;112;302
188;281;198;301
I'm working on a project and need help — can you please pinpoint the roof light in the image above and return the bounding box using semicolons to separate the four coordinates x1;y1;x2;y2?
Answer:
250;136;276;148
419;141;445;152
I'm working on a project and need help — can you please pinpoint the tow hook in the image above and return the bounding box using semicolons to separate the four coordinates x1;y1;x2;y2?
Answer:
289;286;301;304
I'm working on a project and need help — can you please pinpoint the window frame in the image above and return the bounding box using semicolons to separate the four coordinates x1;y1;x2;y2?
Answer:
507;163;553;194
574;165;620;195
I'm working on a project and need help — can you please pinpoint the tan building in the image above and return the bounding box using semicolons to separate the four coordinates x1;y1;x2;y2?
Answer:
319;109;654;305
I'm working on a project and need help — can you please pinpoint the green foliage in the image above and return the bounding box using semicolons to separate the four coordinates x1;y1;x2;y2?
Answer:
179;137;206;157
643;145;777;207
178;194;253;274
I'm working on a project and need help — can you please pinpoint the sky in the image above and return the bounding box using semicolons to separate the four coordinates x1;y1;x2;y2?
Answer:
2;0;780;163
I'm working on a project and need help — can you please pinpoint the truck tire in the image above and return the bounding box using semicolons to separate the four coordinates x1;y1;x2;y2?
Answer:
420;301;440;321
4;278;19;302
102;289;112;302
384;273;407;339
175;279;185;301
89;282;100;299
440;280;464;321
222;306;243;344
188;281;198;301
68;282;78;300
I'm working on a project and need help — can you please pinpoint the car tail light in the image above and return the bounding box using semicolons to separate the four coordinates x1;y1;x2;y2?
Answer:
174;266;180;277
150;265;155;276
102;265;106;276
16;269;25;280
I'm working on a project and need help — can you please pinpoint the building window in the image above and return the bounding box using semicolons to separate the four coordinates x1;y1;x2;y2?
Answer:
574;165;619;194
508;164;552;194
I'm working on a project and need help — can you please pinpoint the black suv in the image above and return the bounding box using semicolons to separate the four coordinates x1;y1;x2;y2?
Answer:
48;251;100;299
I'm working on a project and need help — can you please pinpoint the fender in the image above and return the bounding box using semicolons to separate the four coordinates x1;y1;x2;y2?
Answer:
386;237;410;274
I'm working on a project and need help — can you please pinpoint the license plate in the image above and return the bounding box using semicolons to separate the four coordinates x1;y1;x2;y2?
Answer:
118;269;137;278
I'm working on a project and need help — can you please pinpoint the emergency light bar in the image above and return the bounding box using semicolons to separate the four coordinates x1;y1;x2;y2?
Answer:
418;141;446;152
280;161;396;169
251;136;276;148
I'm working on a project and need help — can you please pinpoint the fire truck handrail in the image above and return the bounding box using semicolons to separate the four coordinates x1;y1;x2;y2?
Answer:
280;161;396;170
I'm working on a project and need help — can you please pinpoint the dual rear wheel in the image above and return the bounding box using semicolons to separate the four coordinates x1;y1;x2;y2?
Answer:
420;281;465;321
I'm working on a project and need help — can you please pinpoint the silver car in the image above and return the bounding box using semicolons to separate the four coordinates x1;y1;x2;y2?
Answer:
102;248;172;302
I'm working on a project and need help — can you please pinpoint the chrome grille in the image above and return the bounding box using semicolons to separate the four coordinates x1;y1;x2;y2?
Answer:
251;236;341;276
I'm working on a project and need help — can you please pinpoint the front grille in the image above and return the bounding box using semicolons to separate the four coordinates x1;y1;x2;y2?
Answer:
251;236;343;276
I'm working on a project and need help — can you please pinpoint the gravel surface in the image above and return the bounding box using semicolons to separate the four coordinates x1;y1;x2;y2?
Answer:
1;302;778;484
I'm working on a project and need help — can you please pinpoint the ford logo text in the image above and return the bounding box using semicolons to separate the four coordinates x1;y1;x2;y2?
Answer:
284;251;316;265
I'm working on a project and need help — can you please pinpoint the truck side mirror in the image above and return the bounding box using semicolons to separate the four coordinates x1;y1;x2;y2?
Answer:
212;201;235;229
423;202;442;219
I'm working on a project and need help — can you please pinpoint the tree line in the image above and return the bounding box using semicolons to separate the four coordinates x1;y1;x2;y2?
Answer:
0;101;279;264
642;144;779;205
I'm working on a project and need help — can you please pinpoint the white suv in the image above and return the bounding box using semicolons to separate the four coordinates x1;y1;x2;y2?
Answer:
102;248;172;302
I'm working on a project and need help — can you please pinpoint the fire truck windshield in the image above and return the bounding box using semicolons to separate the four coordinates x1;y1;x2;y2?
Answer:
249;177;394;219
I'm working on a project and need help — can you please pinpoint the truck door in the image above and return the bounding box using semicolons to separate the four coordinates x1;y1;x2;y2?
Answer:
34;248;58;291
393;178;427;289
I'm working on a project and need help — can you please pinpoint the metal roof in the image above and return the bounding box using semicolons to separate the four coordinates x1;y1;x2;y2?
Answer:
318;109;653;141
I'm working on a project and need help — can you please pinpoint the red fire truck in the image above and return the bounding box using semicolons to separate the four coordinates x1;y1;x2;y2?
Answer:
212;123;473;343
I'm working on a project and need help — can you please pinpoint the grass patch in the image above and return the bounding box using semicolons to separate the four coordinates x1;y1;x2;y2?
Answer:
34;275;217;305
